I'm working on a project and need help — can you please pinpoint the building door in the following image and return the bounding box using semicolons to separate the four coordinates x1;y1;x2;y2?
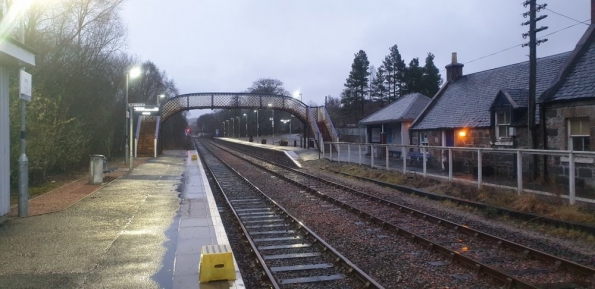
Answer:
444;129;455;147
441;129;455;171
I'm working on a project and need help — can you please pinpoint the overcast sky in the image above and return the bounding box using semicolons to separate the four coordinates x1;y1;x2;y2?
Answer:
120;0;591;119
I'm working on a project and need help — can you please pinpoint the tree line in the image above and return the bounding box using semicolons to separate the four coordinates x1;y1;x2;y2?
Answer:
337;45;442;125
196;45;444;138
2;0;188;186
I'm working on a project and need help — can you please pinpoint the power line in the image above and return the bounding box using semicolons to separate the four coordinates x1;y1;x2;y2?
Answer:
545;8;589;25
539;19;590;38
464;44;522;65
460;19;589;67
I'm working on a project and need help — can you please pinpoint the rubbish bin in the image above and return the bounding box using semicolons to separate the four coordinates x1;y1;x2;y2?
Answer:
89;154;104;184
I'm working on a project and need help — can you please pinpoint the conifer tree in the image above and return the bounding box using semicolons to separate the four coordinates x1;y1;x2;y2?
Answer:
344;50;370;119
403;58;424;95
370;66;387;107
421;53;443;96
382;45;406;102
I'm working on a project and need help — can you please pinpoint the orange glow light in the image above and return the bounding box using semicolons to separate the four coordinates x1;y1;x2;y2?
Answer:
459;131;466;137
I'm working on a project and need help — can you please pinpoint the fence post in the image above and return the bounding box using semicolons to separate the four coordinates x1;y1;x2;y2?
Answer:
402;146;407;174
477;149;482;189
517;150;523;194
448;148;453;182
569;151;576;205
359;144;362;165
348;143;351;164
422;146;427;177
385;146;389;170
371;145;374;168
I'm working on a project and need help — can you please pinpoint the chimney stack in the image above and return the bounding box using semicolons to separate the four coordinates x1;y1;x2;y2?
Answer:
445;52;464;82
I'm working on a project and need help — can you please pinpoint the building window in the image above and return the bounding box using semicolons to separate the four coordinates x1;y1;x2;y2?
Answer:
419;132;428;146
568;118;590;151
495;111;511;139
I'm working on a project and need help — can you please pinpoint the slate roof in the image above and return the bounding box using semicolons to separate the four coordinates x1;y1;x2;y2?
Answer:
502;88;529;108
544;26;595;102
359;93;431;125
411;52;570;130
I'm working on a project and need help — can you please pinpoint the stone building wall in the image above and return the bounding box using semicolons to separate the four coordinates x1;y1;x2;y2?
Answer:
544;102;595;191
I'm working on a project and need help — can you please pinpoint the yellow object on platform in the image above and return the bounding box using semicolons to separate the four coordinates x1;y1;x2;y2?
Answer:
191;154;198;161
199;244;236;283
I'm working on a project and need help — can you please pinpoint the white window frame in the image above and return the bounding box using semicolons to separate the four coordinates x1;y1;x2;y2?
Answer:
568;118;590;151
419;132;428;146
495;111;511;140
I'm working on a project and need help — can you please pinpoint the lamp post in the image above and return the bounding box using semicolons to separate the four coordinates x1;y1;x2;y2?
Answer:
226;120;229;137
236;116;240;138
157;94;165;106
222;122;225;137
125;67;141;170
254;110;259;138
243;113;247;140
293;90;302;102
268;103;274;138
231;118;235;138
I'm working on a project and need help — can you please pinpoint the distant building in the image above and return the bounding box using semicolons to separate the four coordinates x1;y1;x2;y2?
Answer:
359;93;430;156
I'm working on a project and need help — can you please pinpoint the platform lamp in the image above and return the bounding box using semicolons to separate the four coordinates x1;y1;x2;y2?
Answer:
243;113;247;141
268;103;274;138
157;94;165;106
236;116;240;138
293;90;302;102
125;66;141;170
254;110;259;138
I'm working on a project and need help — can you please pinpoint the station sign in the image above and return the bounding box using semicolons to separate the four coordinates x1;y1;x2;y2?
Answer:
19;70;32;101
133;105;160;116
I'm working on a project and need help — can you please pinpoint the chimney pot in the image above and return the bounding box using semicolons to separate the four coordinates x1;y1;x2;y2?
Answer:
451;52;458;64
445;52;464;82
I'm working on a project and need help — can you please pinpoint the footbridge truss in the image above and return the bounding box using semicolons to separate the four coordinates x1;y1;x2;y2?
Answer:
137;93;338;156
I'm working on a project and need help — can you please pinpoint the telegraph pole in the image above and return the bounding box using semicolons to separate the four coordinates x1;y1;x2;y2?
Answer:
521;0;548;179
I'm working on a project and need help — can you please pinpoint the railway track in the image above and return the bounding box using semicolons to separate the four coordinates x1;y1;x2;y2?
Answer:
205;138;595;288
195;139;383;288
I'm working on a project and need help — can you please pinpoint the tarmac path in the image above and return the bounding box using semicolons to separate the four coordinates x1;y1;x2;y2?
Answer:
0;153;185;288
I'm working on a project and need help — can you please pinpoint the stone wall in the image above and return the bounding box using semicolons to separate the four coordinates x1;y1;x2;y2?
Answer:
544;102;595;191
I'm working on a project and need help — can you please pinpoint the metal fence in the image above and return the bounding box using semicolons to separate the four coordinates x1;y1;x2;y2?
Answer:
335;128;366;143
323;142;595;205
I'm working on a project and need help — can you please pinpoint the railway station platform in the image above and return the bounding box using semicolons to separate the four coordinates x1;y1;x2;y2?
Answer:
175;150;244;289
0;150;243;289
216;136;322;164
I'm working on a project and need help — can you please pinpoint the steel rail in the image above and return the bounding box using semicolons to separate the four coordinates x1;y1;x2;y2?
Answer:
195;139;384;288
209;139;595;288
195;140;280;288
329;170;595;235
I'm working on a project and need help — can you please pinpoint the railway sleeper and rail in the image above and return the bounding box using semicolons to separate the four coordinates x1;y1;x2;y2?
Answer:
195;139;383;288
204;138;595;288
